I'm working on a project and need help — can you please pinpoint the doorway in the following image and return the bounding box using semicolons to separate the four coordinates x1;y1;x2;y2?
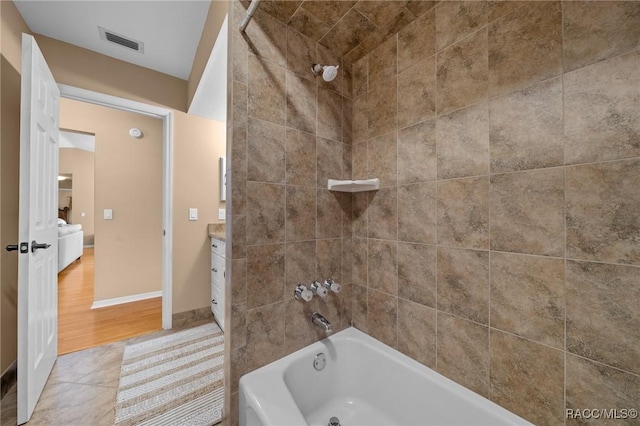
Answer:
59;84;174;329
56;103;165;354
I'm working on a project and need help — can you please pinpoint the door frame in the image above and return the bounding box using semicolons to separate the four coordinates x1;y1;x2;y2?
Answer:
59;84;173;329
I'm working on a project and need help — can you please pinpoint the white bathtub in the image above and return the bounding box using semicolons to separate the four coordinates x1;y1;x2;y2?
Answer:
239;327;532;426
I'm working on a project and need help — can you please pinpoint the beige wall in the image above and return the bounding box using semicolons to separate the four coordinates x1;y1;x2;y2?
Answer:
59;148;95;246
34;34;188;112
188;1;228;108
60;99;163;301
227;2;640;426
2;0;227;373
0;0;30;374
173;112;226;313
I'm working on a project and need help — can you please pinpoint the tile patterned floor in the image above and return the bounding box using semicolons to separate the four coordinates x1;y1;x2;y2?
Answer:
0;320;215;426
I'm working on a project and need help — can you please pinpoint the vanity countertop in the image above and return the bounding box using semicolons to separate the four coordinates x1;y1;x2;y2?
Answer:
208;223;225;241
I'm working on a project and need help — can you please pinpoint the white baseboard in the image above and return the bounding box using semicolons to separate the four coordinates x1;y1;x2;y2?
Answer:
91;291;162;309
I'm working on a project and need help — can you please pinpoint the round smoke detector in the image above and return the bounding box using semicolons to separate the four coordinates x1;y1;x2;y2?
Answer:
129;128;143;139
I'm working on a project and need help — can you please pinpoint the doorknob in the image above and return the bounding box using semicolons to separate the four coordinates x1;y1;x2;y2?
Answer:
31;241;51;253
6;242;29;253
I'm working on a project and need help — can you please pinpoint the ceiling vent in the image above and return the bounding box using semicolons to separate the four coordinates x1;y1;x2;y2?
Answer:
98;26;144;54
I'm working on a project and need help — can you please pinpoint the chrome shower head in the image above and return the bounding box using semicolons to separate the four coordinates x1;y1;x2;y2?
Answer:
311;64;340;82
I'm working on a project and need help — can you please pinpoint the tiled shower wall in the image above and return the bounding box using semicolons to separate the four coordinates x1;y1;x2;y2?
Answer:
348;1;639;425
227;0;640;425
226;1;354;422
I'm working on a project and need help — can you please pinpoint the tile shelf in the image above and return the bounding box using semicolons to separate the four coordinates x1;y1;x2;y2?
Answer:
327;178;380;193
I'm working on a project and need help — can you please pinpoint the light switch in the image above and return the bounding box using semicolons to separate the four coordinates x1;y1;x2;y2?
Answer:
218;208;225;220
104;209;113;220
189;208;198;221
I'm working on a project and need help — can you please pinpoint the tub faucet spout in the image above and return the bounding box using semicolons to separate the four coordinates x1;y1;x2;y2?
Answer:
311;312;332;335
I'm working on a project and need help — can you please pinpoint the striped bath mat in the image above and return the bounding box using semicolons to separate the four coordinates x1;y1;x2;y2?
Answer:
114;322;224;426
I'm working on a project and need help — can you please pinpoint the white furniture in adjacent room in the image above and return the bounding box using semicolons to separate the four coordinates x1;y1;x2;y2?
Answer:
210;236;225;330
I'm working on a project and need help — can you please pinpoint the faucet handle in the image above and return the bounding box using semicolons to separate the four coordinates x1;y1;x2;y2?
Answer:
310;281;328;298
323;278;341;293
294;284;313;302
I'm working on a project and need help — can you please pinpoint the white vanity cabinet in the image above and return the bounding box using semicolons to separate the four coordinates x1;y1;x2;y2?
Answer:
210;237;225;330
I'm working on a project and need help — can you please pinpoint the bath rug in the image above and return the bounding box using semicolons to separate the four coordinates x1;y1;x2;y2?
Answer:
114;322;224;426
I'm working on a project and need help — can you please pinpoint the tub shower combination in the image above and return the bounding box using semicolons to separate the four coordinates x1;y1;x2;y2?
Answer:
239;325;532;426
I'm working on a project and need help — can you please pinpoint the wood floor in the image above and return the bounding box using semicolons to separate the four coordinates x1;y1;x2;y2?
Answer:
58;248;162;355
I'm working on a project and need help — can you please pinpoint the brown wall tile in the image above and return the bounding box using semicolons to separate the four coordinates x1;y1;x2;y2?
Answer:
397;299;436;368
489;77;563;173
437;313;490;397
352;191;368;237
436;1;488;52
488;1;562;97
247;182;286;245
352;94;369;144
248;54;286;125
352;57;368;99
437;177;489;250
398;57;436;129
398;242;436;308
398;182;437;244
317;190;343;239
564;51;640;165
247;244;285;309
317;87;344;142
287;27;316;79
397;120;436;185
286;72;317;134
284;298;317;354
367;187;398;240
317;137;344;187
436;102;489;179
566;159;640;265
245;10;287;67
367;239;398;296
490;330;564;425
436;27;488;115
288;7;331;42
245;302;285;371
368;35;398;89
317;238;342;284
563;1;640;73
352;237;368;287
368;132;397;188
285;129;316;187
352;284;368;332
566;261;640;376
491;252;565;349
286;186;317;242
437;247;490;325
368;76;398;139
566;354;640;426
367;289;397;348
247;118;286;183
285;241;316;291
398;8;436;73
490;168;564;257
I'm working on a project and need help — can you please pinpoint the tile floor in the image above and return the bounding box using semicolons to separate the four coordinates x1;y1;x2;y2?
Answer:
1;319;215;426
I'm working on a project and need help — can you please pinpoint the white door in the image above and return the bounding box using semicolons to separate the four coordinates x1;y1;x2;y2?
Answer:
17;33;60;425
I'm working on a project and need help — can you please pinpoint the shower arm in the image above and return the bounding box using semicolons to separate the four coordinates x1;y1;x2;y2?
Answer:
239;0;261;33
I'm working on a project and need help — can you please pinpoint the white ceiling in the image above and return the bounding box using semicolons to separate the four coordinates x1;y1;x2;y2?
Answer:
14;0;212;80
60;130;95;152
